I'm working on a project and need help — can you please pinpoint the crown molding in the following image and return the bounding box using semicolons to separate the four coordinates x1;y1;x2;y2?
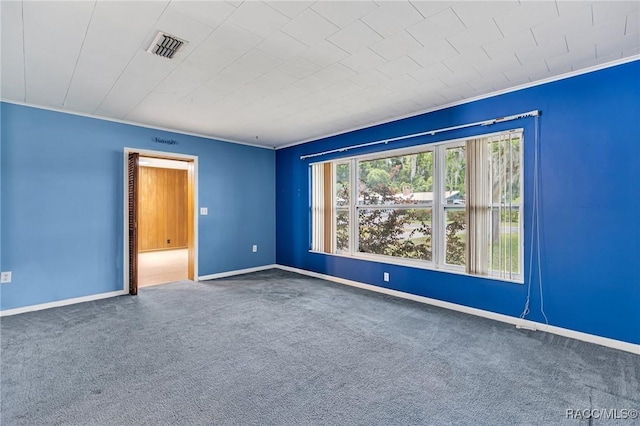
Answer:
275;55;640;151
0;100;275;150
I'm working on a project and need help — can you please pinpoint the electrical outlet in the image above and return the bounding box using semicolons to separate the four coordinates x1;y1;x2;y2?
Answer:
200;207;208;215
252;245;258;253
1;271;12;284
383;272;389;282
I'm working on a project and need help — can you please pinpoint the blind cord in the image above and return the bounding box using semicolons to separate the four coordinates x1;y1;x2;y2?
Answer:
520;115;548;324
534;115;549;324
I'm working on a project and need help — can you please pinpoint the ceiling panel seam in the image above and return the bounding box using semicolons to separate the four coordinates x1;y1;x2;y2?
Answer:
21;0;26;101
274;55;640;150
62;0;97;107
91;1;171;115
122;4;241;120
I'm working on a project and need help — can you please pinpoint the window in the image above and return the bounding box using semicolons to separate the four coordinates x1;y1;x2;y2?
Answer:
311;130;523;282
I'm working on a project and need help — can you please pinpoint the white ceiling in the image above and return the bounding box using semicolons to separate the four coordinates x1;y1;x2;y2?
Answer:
1;1;639;148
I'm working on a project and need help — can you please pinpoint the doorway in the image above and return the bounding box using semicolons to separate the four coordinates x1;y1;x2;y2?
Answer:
138;157;189;287
124;148;198;295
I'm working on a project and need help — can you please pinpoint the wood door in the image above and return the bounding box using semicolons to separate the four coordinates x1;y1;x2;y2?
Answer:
138;167;166;251
164;169;188;249
128;152;139;295
187;162;195;280
138;167;188;251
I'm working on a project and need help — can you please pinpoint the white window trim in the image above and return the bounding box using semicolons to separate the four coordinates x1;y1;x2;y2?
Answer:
310;128;525;284
307;249;524;285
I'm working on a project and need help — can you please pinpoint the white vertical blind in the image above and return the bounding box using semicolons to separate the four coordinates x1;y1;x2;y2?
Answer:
309;129;523;282
466;138;490;275
488;131;522;280
311;163;325;252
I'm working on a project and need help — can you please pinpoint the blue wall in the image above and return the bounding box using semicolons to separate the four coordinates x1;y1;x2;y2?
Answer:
276;61;640;345
2;62;638;345
0;103;276;310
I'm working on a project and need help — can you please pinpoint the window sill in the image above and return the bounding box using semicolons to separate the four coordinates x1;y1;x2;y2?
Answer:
308;250;524;285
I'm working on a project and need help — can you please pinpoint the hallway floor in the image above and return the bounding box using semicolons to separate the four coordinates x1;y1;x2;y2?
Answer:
138;248;188;287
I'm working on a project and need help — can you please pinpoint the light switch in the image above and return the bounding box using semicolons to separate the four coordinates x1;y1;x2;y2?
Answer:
200;207;208;215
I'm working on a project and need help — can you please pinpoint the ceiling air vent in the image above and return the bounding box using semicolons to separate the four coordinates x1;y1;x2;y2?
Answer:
146;32;186;59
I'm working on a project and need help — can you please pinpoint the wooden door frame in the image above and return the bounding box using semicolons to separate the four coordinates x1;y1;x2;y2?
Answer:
123;148;198;293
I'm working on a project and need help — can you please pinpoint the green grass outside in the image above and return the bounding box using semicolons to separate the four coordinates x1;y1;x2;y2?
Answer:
409;232;519;274
491;233;519;274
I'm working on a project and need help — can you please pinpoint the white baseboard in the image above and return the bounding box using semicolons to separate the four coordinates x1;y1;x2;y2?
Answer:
0;262;278;317
0;290;129;317
275;265;640;355
199;264;277;281
3;265;637;354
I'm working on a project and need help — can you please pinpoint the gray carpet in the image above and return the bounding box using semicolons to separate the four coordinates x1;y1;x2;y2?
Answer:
1;269;638;425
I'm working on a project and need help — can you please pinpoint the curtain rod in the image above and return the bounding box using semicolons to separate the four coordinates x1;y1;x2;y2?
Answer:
300;110;540;160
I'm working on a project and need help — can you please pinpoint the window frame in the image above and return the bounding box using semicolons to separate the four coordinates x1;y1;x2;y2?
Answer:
333;160;352;254
486;132;524;281
437;140;466;274
354;147;435;264
310;129;525;284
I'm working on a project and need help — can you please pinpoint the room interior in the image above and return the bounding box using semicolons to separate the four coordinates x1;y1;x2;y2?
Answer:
1;1;638;424
137;156;190;287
